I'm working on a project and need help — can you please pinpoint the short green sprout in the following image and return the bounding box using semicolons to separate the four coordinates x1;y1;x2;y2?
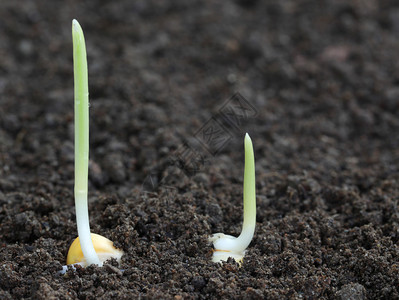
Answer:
66;20;123;267
209;133;256;263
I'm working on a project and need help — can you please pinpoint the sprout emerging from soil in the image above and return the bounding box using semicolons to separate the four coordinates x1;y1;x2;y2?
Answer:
209;133;256;264
66;20;123;267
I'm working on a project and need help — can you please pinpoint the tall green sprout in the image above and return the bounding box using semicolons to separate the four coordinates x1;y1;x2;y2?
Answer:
72;19;101;266
209;133;256;263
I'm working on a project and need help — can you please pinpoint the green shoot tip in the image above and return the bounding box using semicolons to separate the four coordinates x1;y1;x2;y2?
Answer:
72;19;81;32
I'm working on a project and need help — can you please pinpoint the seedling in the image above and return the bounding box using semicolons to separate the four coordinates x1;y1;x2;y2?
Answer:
209;133;256;263
66;20;123;267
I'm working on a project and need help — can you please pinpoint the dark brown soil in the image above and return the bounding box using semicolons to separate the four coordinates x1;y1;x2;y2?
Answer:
1;0;399;299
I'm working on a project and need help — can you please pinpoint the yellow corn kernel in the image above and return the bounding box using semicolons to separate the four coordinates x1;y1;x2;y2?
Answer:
67;233;123;266
211;249;244;265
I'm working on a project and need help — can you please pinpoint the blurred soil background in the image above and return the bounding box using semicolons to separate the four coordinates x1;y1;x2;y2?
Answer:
1;0;399;299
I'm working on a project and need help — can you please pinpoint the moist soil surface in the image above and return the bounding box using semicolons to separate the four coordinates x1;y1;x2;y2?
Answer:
1;0;399;299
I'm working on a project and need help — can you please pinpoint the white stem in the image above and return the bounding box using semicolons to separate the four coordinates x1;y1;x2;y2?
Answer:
75;192;102;266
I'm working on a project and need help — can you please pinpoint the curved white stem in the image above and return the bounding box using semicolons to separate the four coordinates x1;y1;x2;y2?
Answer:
209;133;256;263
